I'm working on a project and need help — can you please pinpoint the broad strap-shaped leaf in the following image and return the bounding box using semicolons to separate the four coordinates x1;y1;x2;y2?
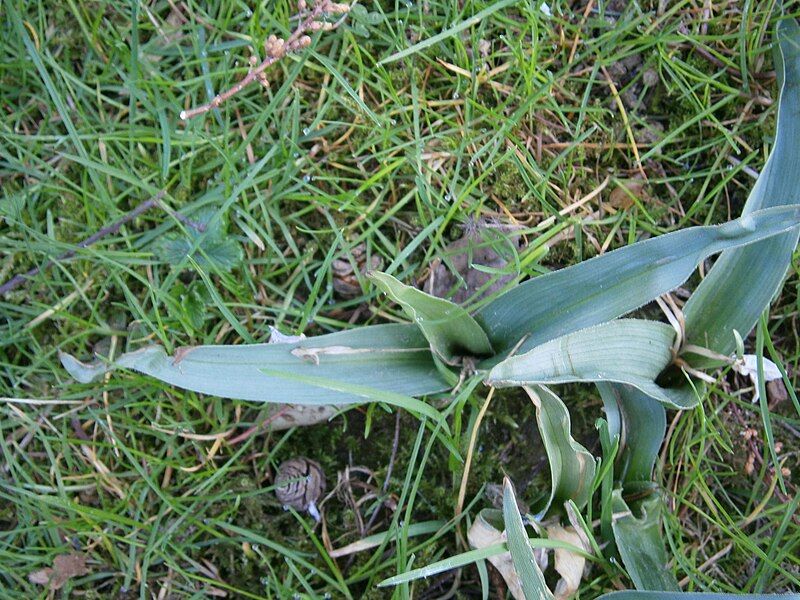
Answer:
369;271;494;363
486;320;698;409
524;386;596;517
611;490;679;592
475;206;800;356
503;478;554;600
684;19;800;358
597;593;799;600
597;382;666;487
379;541;510;589
60;323;450;409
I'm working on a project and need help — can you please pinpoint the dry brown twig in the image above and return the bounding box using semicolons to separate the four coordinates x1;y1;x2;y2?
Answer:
180;0;351;120
0;190;206;297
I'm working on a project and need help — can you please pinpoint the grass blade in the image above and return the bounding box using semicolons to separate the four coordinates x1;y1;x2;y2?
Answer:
329;520;445;558
258;367;445;425
755;313;785;493
377;0;518;65
379;542;507;587
597;383;666;488
503;478;554;600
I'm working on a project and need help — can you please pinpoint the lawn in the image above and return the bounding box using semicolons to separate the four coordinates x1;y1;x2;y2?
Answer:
1;0;799;597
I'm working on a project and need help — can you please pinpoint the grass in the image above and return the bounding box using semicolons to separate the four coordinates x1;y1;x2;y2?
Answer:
1;0;800;597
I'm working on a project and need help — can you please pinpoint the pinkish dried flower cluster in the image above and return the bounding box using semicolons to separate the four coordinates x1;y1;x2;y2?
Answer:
180;0;350;120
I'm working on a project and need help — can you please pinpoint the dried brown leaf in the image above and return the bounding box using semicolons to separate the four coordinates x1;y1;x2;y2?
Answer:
547;525;590;600
425;225;522;305
607;180;648;210
28;553;89;590
767;379;789;404
467;513;525;600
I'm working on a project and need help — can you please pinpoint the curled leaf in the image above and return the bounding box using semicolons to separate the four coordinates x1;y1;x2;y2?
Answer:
611;490;679;591
597;382;666;486
369;271;494;364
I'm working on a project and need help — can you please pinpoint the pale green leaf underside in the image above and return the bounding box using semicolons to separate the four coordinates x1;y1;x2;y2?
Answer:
258;366;445;424
503;478;554;600
524;386;596;517
369;270;494;363
60;323;450;404
597;382;666;486
612;490;680;592
486;320;697;409
476;206;800;357
684;19;800;356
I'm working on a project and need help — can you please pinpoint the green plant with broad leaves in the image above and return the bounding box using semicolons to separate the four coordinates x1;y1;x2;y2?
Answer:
61;19;800;600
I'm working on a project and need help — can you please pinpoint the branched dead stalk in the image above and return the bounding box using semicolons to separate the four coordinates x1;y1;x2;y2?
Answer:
180;0;350;120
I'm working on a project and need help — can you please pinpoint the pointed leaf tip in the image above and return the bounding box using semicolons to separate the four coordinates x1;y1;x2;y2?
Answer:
487;320;699;409
59;351;109;383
